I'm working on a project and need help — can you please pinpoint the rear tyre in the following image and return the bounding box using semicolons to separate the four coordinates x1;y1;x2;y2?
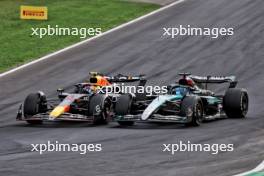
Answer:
115;94;134;126
223;88;248;118
180;96;203;127
23;93;46;124
89;94;111;125
115;94;132;115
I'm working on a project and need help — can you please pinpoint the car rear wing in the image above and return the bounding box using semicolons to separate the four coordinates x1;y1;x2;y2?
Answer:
105;74;146;85
89;72;147;85
189;75;237;88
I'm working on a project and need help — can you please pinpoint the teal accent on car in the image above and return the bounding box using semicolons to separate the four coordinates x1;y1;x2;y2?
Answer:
141;94;182;120
246;172;264;176
201;96;221;104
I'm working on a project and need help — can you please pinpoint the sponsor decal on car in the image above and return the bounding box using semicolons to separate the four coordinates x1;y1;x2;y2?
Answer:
20;5;48;20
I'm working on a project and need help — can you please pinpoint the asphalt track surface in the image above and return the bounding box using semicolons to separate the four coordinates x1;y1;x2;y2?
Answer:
0;0;264;175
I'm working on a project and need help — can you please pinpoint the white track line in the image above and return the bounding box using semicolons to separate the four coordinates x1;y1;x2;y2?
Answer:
0;0;185;78
234;160;264;176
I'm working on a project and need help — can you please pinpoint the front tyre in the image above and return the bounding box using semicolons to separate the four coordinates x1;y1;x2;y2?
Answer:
223;88;249;118
180;96;203;127
23;93;47;124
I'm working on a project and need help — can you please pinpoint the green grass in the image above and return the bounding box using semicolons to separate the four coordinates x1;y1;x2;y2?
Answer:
0;0;159;73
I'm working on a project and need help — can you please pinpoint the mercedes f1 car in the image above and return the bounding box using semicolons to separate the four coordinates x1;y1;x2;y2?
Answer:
114;73;249;126
16;72;146;125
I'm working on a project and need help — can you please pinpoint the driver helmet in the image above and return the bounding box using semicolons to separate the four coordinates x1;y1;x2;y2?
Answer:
186;77;195;87
175;87;188;95
179;77;195;87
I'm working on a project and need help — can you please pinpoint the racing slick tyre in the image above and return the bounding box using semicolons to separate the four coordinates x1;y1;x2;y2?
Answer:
115;94;134;126
88;94;112;125
180;96;203;127
23;93;47;124
115;94;132;115
223;88;249;118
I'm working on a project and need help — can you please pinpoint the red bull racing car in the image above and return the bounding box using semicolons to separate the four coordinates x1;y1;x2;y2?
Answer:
16;72;146;125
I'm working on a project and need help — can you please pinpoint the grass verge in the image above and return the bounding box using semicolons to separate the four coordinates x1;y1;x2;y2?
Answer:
0;0;159;73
